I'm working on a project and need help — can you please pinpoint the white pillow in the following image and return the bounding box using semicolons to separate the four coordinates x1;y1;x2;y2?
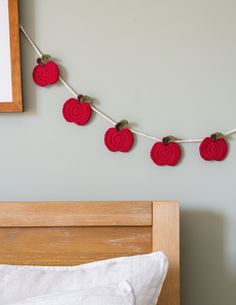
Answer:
9;282;135;305
0;252;168;305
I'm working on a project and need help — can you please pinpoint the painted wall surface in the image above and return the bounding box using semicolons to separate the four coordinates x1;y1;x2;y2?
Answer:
0;0;235;304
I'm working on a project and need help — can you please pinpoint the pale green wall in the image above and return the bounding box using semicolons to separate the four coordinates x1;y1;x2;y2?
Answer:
1;0;236;304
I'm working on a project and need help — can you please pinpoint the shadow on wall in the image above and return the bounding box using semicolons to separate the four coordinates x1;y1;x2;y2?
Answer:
181;210;236;305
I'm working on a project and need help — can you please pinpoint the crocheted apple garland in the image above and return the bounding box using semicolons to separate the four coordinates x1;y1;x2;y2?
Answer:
30;52;232;166
33;55;59;87
104;120;134;152
150;136;182;166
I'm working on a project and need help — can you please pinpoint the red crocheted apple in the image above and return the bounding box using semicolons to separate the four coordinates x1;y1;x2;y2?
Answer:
104;120;134;152
62;95;92;126
33;55;59;87
199;132;228;161
150;136;182;166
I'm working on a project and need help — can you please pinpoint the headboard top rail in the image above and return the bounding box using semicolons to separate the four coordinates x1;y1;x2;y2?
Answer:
0;201;152;227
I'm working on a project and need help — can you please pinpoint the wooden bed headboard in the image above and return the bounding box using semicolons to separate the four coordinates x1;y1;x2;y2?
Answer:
0;201;179;305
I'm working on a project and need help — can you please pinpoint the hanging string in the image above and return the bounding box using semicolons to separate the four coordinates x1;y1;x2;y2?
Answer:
20;24;236;144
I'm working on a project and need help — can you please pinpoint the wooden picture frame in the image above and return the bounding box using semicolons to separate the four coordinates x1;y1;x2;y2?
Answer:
0;0;22;112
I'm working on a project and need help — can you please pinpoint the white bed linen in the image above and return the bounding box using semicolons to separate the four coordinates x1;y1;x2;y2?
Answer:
0;252;168;305
8;282;135;305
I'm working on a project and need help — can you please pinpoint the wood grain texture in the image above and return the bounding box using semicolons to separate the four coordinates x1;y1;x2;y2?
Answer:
0;226;152;265
0;202;152;227
0;0;23;112
152;201;180;305
0;201;179;305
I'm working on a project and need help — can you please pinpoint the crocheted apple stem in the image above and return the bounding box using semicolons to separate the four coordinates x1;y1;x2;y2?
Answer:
115;120;129;131
162;136;177;145
37;54;51;65
211;132;224;141
80;95;93;104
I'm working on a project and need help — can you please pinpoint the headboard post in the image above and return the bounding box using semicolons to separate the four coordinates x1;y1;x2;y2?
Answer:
152;201;180;305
